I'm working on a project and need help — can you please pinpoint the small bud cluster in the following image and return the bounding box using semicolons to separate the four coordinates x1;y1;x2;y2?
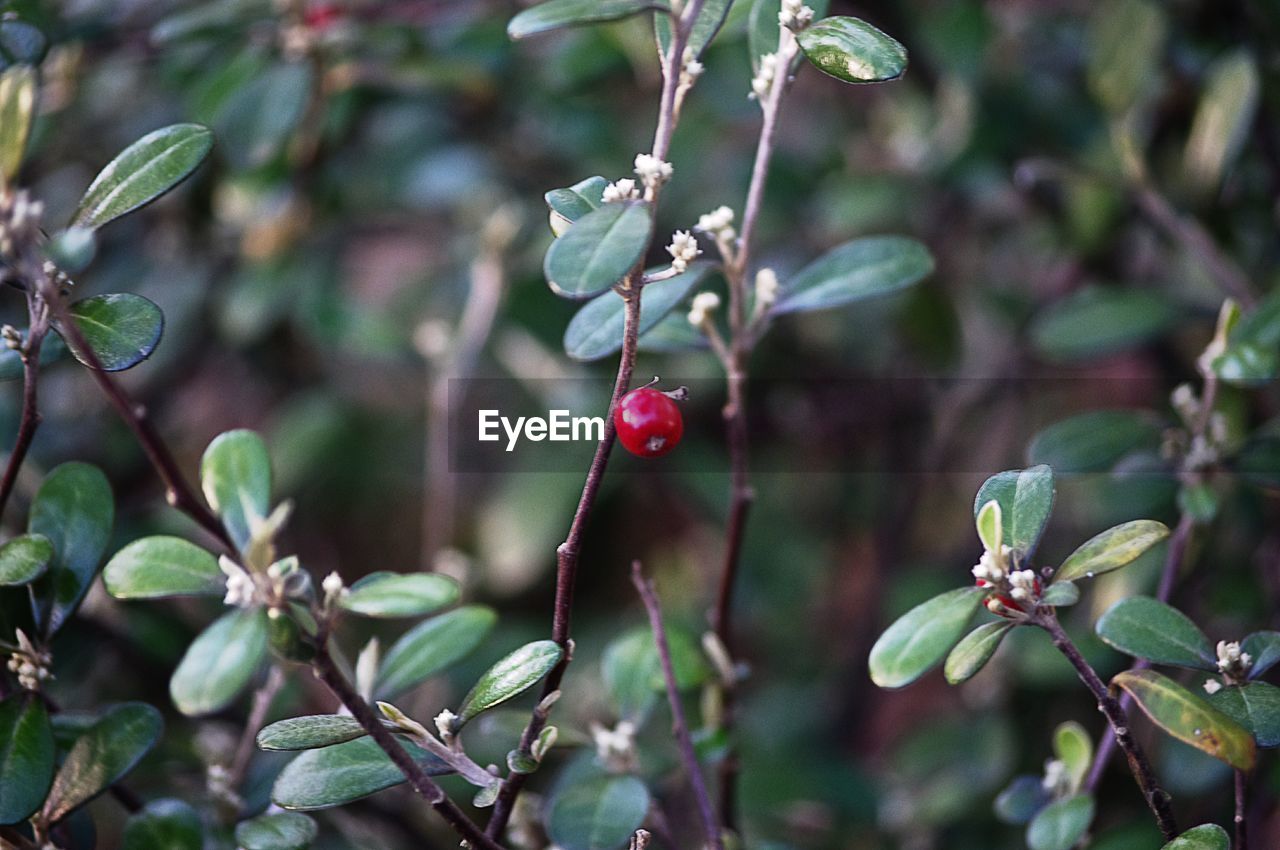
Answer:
666;230;701;273
679;48;704;92
602;178;641;204
1165;383;1230;471
1215;640;1252;679
434;708;459;741
0;189;43;260
751;52;780;100
778;0;815;30
221;550;312;612
322;571;347;606
590;719;637;772
1041;758;1068;794
2;324;23;351
633;154;673;192
972;537;1040;617
206;763;243;810
754;268;779;316
687;291;721;327
971;545;1013;585
6;629;51;691
696;206;736;242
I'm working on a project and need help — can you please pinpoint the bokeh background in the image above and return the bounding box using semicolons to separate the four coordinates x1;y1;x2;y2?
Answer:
2;0;1278;847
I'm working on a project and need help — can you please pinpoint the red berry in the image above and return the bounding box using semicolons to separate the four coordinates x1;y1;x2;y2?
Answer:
615;387;683;458
304;3;342;30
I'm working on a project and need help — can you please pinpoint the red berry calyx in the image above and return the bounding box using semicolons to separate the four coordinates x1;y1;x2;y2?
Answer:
615;384;685;458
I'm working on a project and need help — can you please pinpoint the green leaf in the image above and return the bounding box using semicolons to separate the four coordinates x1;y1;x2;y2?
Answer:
103;535;223;599
1160;824;1230;850
546;774;650;850
121;799;203;850
1087;0;1166;115
546;176;608;235
257;715;387;751
60;294;164;372
869;587;983;689
509;0;666;39
655;0;733;60
1027;410;1164;473
201;429;272;553
796;16;908;85
1026;795;1095;850
455;640;563;728
376;605;497;699
28;462;114;635
1112;670;1255;770
272;737;451;811
1055;520;1169;583
170;607;269;716
994;775;1050;825
944;621;1012;685
1042;582;1079;607
1053;722;1092;794
543;202;653;300
1184;49;1259;193
637;309;708;353
749;0;829;73
1096;597;1216;670
1208;681;1280;748
72;124;213;230
340;572;459;618
1242;631;1280;679
773;236;932;315
602;625;712;720
1212;289;1280;386
1031;287;1178;362
0;694;54;825
565;262;715;361
0;333;68;382
235;812;317;850
0;66;36;185
0;533;52;586
42;703;163;823
214;63;312;171
973;465;1055;557
975;499;1002;553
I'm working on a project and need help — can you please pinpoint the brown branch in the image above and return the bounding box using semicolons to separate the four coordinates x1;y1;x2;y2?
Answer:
631;562;723;850
0;291;48;522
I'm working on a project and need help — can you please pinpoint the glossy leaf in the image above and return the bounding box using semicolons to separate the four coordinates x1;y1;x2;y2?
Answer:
564;262;714;361
456;640;563;727
546;774;650;850
121;798;203;850
28;462;114;635
944;621;1012;685
773;236;933;315
1053;722;1092;793
1112;670;1255;770
1242;631;1280;679
376;605;497;699
170;607;269;716
272;737;451;810
543;202;653;300
72;124;213;230
973;465;1055;557
1026;795;1094;850
0;533;52;586
0;694;54;825
61;294;164;372
0;65;35;185
340;571;459;618
1160;824;1230;850
509;0;666;40
546;176;608;235
1031;287;1177;362
749;0;830;72
103;535;223;599
235;812;317;850
1055;520;1169;582
1184;49;1259;193
201;429;272;553
1212;289;1280;386
1208;681;1280;748
655;0;732;60
869;587;983;688
994;775;1050;825
1028;410;1163;473
602;624;712;720
796;16;908;85
43;703;163;823
1042;582;1079;607
637;309;707;353
1096;597;1216;670
257;715;389;751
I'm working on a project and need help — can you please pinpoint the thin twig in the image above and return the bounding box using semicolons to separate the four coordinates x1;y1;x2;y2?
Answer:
228;664;285;797
631;562;723;850
1235;768;1249;850
0;290;48;522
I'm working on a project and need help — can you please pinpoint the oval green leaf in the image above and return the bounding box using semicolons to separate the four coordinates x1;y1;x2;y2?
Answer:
170;607;269;716
994;775;1050;825
1112;670;1255;770
257;715;389;751
0;533;52;586
869;587;983;689
565;262;714;361
1028;409;1164;473
340;571;459;618
546;774;650;850
72;124;213;230
271;737;452;811
1053;721;1092;794
42;702;163;823
1031;287;1178;362
201;429;272;553
1184;49;1259;193
973;465;1055;558
376;605;497;700
602;624;712;720
944;620;1012;685
1242;630;1280;679
235;812;317;850
546;176;608;234
121;798;203;850
796;16;908;85
60;294;164;372
1055;520;1169;583
28;462;114;636
774;235;933;315
103;535;223;599
0;66;36;185
1160;824;1230;850
544;202;653;300
0;694;54;825
457;640;564;727
1096;597;1216;670
1026;795;1094;850
1042;582;1079;607
509;0;665;40
1208;681;1280;748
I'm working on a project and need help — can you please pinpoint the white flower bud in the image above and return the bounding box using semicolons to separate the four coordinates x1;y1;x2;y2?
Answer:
695;205;736;240
779;0;815;30
633;154;673;190
687;291;721;327
1203;679;1223;695
321;571;345;601
601;178;640;203
751;52;780;100
754;268;779;311
666;229;701;273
